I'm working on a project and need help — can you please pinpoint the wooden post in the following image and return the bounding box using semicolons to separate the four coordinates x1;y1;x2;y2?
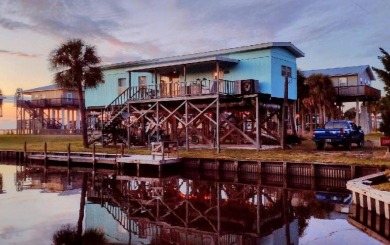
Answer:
67;143;71;169
281;75;288;149
185;99;189;151
92;143;96;171
283;161;288;175
351;165;356;179
216;61;220;153
257;161;262;174
256;95;260;151
23;141;27;163
44;142;47;167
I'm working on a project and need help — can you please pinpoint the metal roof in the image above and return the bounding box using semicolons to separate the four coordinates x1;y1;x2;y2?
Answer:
302;65;376;80
22;84;76;94
102;42;305;71
126;56;240;72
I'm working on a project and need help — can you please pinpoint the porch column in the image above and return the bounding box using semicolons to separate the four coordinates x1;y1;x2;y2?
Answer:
360;102;370;134
22;107;25;131
152;69;158;97
256;95;260;151
52;109;56;121
368;101;372;132
156;101;160;140
216;61;220;153
57;109;60;126
67;109;70;129
76;109;80;130
355;98;359;125
61;108;65;129
71;110;75;129
185;99;189;151
184;65;187;95
127;103;131;148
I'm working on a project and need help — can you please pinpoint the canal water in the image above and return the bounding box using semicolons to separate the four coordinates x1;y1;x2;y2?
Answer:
0;163;386;245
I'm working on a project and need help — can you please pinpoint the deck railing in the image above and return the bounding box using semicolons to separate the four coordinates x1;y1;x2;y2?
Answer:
16;98;80;108
129;79;237;101
335;85;381;100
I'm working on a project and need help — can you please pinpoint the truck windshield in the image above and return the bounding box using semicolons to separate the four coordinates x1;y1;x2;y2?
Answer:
324;122;347;129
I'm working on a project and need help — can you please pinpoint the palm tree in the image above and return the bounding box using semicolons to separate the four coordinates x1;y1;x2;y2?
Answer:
296;69;309;134
305;74;337;127
49;39;104;148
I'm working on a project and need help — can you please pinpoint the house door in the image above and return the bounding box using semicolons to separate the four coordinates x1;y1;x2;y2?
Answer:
160;74;179;97
138;76;148;98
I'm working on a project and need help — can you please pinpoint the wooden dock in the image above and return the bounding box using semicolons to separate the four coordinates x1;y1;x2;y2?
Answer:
26;151;181;167
0;141;182;172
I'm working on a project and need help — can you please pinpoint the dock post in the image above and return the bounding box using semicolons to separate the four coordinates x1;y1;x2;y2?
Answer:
257;161;262;174
310;164;315;177
283;162;288;175
67;143;71;169
351;165;356;179
44;142;47;167
118;144;123;171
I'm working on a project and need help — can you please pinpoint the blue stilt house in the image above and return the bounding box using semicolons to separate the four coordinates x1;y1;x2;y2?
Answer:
85;42;304;149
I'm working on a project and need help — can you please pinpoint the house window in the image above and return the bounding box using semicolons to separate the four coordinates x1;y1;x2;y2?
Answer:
66;93;73;102
281;65;292;77
118;78;126;95
118;78;126;87
339;77;347;86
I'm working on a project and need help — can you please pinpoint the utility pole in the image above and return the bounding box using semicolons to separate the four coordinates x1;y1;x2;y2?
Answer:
281;75;288;149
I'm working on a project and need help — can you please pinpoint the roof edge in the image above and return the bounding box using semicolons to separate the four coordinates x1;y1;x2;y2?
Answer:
102;42;304;70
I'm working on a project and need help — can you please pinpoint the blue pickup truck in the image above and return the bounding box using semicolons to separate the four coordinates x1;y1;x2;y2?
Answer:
312;120;364;150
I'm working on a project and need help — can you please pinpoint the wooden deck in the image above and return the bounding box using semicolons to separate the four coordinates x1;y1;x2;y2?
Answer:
117;155;181;165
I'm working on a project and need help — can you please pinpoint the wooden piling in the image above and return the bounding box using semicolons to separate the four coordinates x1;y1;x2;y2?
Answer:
92;144;96;171
23;141;27;163
44;142;47;167
67;143;71;169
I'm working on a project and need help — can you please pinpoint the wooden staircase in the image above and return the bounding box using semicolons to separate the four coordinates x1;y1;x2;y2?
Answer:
21;100;62;129
88;86;143;146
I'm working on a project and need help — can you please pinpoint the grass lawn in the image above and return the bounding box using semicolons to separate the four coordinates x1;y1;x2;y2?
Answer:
0;133;389;167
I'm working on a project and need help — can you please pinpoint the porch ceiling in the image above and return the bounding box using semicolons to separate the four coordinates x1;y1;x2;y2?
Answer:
126;56;239;73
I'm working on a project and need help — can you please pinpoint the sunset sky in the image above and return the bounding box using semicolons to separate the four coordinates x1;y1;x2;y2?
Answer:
0;0;389;96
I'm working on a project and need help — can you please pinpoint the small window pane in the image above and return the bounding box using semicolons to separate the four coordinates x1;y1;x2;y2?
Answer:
339;77;347;86
281;65;292;77
118;78;126;87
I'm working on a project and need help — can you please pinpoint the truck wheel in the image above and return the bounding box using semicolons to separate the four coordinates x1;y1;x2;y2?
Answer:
316;142;325;150
357;140;364;148
344;140;351;150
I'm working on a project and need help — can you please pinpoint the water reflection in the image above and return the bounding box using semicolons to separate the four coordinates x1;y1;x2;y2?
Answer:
3;164;386;244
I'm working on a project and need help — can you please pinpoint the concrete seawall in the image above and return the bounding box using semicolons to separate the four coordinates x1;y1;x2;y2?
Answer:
347;172;390;219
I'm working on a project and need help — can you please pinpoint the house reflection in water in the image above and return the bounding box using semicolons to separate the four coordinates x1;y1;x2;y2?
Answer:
14;165;381;244
85;171;353;245
15;165;84;192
